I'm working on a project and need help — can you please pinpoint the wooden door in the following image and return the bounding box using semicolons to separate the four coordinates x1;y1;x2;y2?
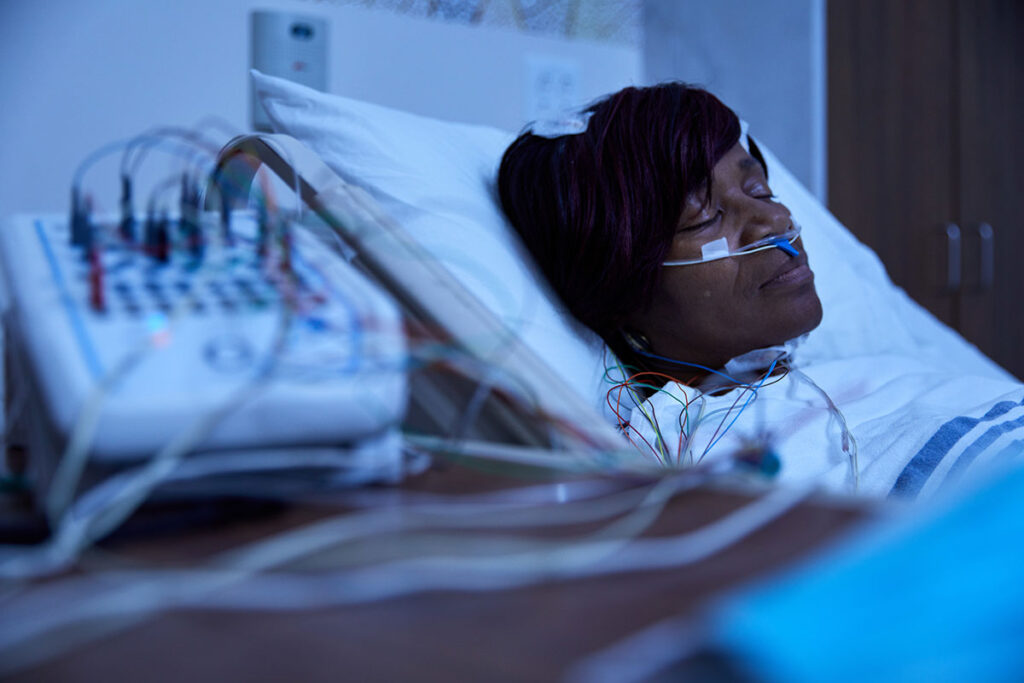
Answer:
828;0;1024;379
956;0;1024;378
828;0;960;328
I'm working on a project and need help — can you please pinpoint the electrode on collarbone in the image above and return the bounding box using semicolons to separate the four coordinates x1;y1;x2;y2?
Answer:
663;224;802;267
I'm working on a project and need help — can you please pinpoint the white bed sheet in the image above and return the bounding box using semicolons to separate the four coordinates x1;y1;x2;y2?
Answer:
627;351;1024;499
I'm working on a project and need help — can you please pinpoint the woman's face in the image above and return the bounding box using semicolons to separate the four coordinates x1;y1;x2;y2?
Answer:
627;143;823;372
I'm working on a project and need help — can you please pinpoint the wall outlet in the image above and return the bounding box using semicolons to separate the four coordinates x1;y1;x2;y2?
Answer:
524;54;583;124
250;11;328;131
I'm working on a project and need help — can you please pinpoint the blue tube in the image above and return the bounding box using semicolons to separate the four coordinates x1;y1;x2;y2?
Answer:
772;237;799;257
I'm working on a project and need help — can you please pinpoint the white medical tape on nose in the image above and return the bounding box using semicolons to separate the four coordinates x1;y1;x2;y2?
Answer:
701;237;730;261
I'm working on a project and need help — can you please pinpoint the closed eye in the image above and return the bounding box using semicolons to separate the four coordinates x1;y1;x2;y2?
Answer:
748;183;776;200
679;209;722;232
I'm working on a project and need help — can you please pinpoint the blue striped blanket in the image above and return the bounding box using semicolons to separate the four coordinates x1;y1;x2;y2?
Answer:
628;353;1024;499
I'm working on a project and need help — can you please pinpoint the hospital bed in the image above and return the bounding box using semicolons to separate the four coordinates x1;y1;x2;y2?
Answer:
240;69;1022;501
2;70;1024;680
4;67;1018;509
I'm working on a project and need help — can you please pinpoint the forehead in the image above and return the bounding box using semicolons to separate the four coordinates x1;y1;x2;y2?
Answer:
714;143;765;180
683;143;764;208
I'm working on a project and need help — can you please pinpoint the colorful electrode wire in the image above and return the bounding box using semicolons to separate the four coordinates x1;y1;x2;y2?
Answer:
603;347;790;468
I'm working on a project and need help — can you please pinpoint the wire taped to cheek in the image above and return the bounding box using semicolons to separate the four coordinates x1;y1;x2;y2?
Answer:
701;237;730;261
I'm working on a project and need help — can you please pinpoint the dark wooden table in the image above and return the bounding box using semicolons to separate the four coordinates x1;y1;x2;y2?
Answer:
4;461;872;682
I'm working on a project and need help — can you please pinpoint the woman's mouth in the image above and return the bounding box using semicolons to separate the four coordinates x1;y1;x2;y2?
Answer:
761;260;814;290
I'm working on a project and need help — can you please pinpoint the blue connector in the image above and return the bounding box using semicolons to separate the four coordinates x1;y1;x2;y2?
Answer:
772;237;799;257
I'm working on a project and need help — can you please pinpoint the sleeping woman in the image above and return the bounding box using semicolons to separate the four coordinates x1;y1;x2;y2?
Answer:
497;83;1024;499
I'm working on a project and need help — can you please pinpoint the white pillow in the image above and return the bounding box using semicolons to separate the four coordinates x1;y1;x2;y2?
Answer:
251;70;613;408
252;69;1012;412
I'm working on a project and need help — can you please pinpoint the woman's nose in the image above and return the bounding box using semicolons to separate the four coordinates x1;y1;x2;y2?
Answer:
741;201;791;244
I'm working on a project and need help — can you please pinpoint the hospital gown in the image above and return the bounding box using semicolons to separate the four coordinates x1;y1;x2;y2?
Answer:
625;351;1024;499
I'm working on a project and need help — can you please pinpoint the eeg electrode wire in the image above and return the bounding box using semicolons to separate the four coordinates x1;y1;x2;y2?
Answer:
0;473;814;676
43;133;238;523
604;347;787;467
2;122;827;671
213;135;599;452
0;125;835;679
0;261;297;581
0;130;374;579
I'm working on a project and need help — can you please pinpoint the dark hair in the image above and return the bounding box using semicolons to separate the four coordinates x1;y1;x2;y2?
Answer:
497;83;741;358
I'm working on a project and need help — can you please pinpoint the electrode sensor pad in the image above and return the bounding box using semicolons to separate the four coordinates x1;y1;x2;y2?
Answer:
527;109;595;139
663;225;802;267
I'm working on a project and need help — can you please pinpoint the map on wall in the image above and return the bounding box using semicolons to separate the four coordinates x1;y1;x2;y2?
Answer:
301;0;641;45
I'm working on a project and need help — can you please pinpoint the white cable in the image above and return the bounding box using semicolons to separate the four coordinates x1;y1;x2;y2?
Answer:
789;367;860;491
0;481;812;676
43;218;265;524
332;476;640;511
0;301;292;581
403;433;645;473
44;335;157;523
0;475;677;671
255;135;303;223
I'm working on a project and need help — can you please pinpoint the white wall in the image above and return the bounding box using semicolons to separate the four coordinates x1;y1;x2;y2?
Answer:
644;0;826;201
0;0;640;214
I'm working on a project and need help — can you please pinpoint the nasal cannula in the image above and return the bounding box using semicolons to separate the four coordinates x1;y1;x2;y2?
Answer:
663;225;802;267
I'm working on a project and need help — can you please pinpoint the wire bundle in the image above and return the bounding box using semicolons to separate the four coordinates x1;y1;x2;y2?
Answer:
603;349;790;469
0;122;415;579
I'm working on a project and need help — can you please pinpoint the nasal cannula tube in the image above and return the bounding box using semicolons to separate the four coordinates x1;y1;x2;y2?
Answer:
662;224;802;267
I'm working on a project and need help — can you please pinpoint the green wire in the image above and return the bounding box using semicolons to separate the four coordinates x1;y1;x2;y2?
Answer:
603;353;700;464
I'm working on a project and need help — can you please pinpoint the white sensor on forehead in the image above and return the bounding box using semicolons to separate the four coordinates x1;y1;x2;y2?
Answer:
528;109;594;139
700;237;730;261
